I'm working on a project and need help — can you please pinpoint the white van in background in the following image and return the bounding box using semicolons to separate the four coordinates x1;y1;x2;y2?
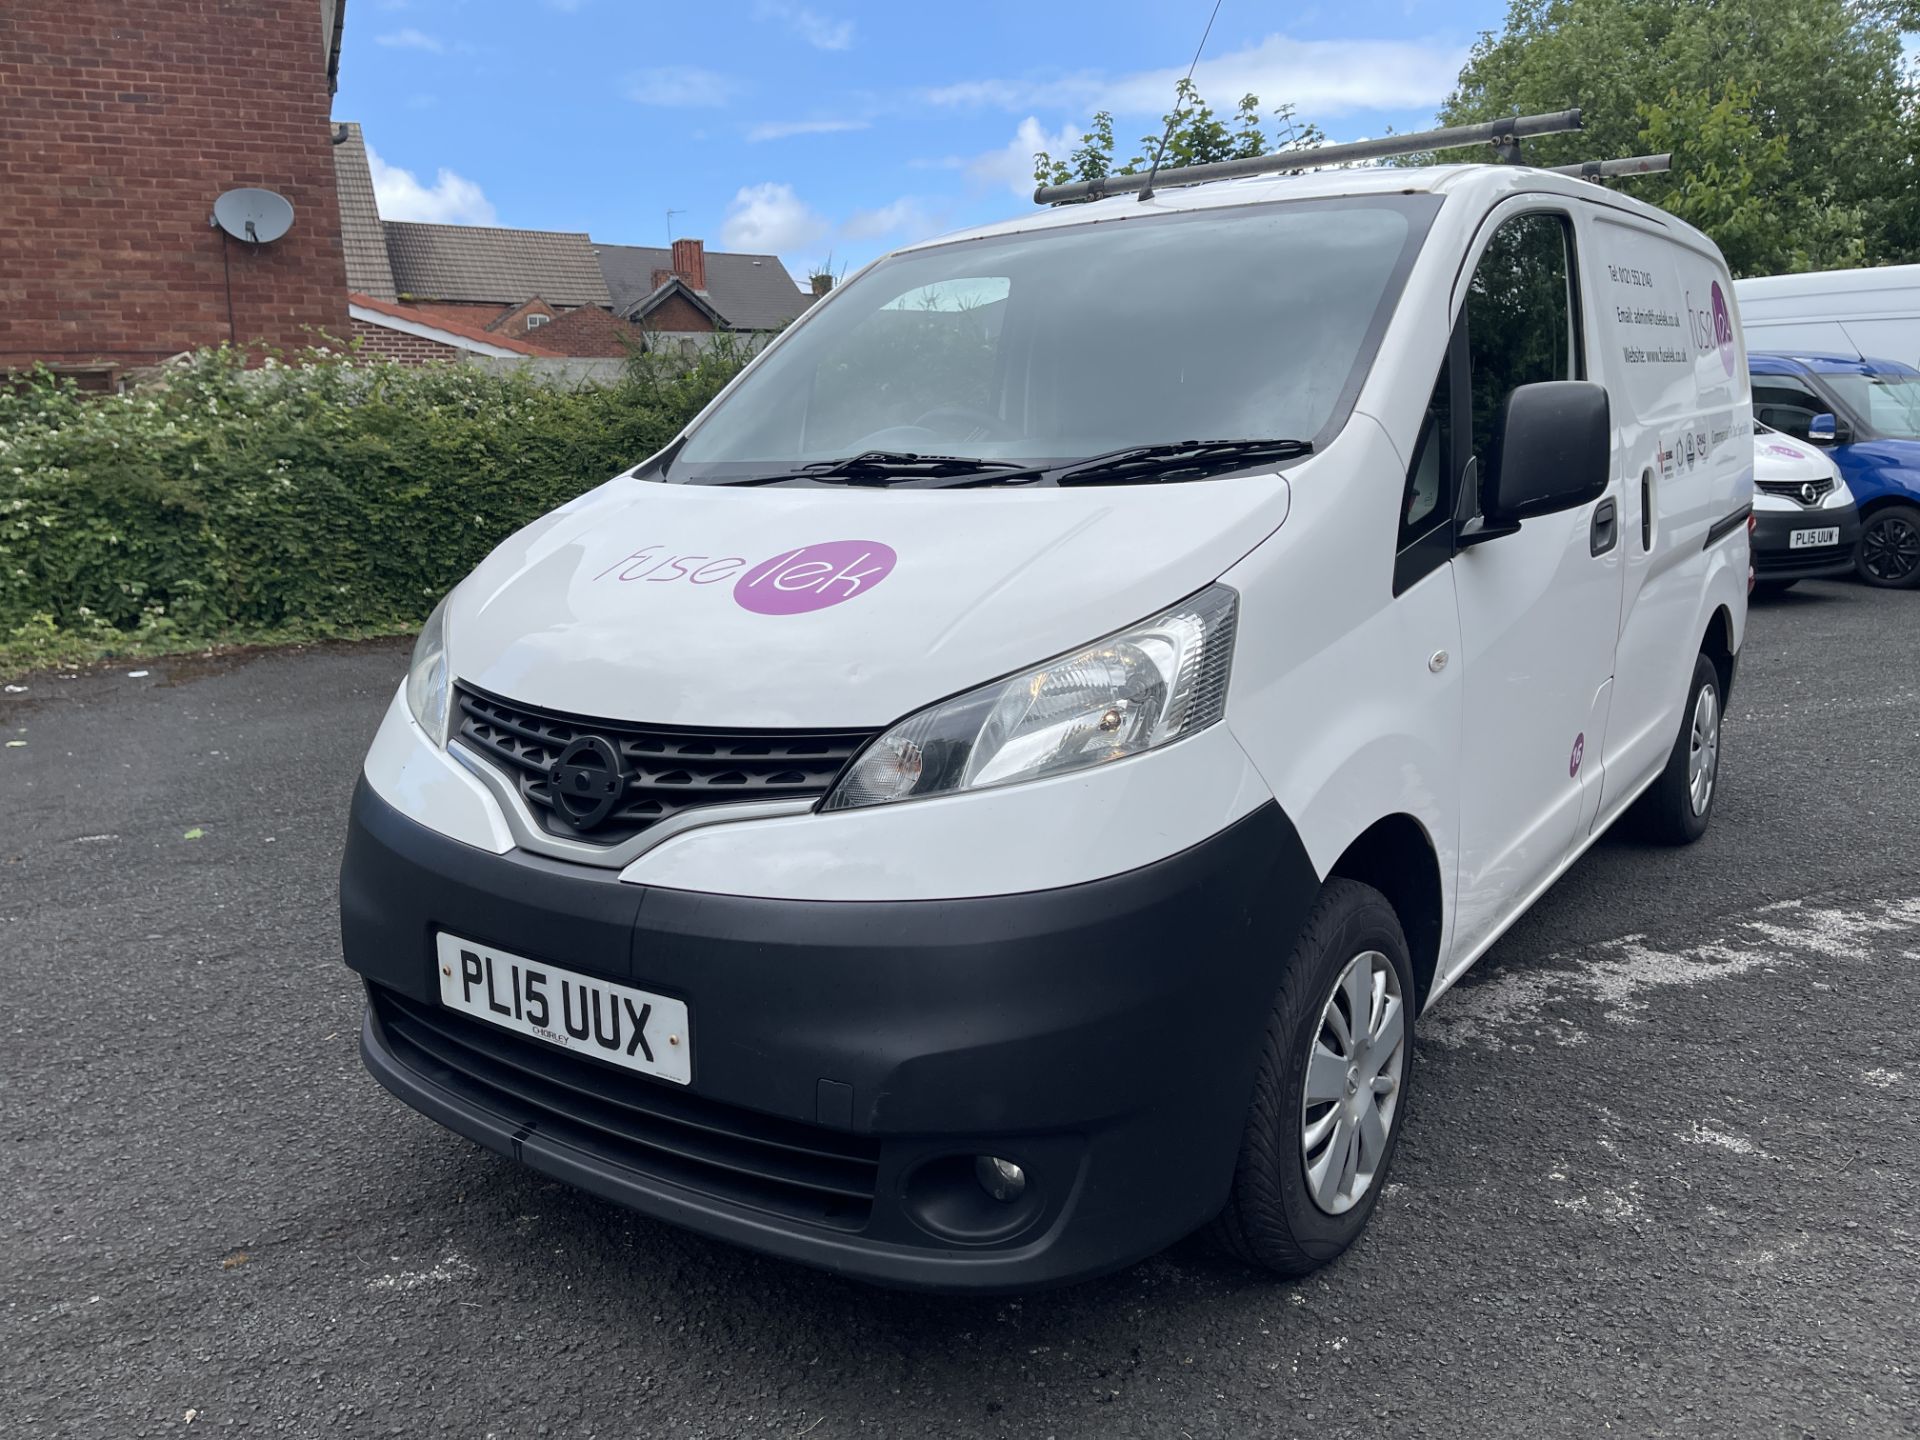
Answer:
341;162;1751;1291
1734;264;1920;368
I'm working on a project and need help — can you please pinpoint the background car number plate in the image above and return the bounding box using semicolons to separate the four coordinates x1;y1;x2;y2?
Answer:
435;933;690;1084
1790;527;1840;549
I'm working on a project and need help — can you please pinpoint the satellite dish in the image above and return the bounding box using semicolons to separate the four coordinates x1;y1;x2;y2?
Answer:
211;188;295;245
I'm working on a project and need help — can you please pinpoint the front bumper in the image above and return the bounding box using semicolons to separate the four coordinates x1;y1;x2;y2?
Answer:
1752;503;1860;580
340;780;1319;1291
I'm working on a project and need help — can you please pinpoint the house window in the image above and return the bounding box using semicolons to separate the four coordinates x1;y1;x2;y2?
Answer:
525;313;550;330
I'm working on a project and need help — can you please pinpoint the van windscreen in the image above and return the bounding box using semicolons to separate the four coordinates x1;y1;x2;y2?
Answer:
664;194;1439;485
1826;371;1920;440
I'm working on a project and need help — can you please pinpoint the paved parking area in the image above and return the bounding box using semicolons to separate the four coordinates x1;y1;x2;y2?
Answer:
3;579;1916;1438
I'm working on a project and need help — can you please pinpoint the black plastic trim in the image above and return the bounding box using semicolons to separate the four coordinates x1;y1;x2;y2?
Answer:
340;780;1322;1291
1704;504;1753;550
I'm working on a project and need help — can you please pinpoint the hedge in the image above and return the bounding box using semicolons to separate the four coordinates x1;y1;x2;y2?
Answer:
0;345;746;670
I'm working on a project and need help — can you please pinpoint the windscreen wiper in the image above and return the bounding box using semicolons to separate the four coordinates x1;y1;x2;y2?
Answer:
727;439;1312;488
749;451;1033;486
1051;438;1313;486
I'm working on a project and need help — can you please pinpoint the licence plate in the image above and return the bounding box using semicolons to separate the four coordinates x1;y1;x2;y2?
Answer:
1789;527;1840;549
435;934;690;1085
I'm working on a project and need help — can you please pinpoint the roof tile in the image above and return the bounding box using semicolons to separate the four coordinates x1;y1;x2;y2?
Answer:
384;222;612;308
598;244;811;331
331;123;397;301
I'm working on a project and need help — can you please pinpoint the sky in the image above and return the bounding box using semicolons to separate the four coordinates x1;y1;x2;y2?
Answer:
336;0;1511;285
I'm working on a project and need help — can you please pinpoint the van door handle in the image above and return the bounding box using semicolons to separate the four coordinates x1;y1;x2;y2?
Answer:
1591;497;1618;556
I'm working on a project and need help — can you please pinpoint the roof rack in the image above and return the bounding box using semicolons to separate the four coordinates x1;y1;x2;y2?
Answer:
1546;152;1671;181
1033;108;1584;206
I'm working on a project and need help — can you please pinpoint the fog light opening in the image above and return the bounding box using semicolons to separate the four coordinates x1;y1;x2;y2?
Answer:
975;1155;1026;1203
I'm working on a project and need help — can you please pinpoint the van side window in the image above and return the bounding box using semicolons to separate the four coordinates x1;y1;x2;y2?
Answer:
1465;212;1580;498
1393;358;1455;593
1752;380;1825;441
1401;361;1451;544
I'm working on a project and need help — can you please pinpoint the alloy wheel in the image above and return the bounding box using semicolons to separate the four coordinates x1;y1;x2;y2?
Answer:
1861;515;1920;584
1300;950;1406;1215
1688;682;1720;816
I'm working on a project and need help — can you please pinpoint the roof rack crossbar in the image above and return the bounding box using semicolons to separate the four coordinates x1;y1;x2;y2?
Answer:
1545;152;1672;181
1032;108;1583;205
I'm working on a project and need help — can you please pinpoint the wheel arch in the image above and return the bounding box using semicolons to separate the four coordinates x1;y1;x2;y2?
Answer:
1856;491;1920;522
1700;602;1736;699
1326;813;1444;1012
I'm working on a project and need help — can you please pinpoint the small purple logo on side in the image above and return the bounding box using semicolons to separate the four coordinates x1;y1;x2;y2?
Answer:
1710;281;1735;375
733;539;897;615
1764;442;1803;460
1569;732;1585;779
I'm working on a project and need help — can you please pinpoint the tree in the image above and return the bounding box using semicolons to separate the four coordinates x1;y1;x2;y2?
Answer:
1437;0;1918;274
1034;79;1324;192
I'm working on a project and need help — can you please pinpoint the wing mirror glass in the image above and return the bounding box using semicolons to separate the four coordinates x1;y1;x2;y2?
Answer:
1460;381;1611;546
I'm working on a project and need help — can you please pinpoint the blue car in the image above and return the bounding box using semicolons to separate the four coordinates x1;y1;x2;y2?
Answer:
1749;351;1920;588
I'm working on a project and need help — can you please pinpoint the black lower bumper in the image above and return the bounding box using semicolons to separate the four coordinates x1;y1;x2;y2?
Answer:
1752;503;1860;580
340;780;1318;1291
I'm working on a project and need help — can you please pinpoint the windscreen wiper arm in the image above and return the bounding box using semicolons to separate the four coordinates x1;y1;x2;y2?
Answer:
791;451;1030;485
1052;438;1313;485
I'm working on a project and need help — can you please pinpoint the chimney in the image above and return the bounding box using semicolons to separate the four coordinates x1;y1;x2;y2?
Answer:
671;237;707;292
810;272;834;296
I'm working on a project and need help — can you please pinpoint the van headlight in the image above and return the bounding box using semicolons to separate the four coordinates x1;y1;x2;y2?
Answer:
405;596;452;746
1822;477;1854;509
824;584;1237;810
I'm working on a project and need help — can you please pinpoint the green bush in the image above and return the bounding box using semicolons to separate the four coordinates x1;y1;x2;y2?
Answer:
0;344;746;666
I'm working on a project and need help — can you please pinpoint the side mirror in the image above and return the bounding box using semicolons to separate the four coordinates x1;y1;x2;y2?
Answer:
1807;412;1850;446
1461;381;1611;545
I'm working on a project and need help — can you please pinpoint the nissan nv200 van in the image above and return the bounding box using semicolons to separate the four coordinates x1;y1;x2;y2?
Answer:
340;161;1751;1291
1749;423;1859;592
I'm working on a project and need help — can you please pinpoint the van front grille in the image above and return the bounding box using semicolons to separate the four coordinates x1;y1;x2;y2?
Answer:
455;686;876;847
1756;476;1835;507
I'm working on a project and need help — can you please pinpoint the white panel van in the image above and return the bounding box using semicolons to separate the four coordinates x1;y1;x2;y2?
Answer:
1734;263;1920;368
341;163;1751;1291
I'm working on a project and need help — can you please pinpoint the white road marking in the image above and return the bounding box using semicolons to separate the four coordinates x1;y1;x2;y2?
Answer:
367;1253;475;1291
1678;1123;1767;1157
1425;895;1920;1050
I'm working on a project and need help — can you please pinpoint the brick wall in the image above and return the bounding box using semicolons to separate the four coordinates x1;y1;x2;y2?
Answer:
0;0;349;373
642;293;718;334
348;318;463;365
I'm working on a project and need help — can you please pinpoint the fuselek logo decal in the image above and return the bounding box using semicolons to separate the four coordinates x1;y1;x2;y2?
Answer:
593;539;898;614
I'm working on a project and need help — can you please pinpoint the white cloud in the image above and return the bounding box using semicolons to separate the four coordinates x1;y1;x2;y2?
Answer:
626;66;739;108
366;144;498;226
721;182;830;252
842;197;941;243
375;27;444;53
924;32;1468;119
746;118;869;142
967;117;1082;197
755;1;854;51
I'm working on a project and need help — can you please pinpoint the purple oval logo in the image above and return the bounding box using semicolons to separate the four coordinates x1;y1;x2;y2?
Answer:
1710;281;1734;376
733;539;897;615
1569;732;1585;778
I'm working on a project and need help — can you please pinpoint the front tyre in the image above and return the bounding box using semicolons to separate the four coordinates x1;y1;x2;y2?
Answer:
1631;650;1722;845
1212;879;1414;1276
1857;503;1920;589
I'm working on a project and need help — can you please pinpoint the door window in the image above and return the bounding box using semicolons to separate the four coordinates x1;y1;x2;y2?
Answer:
1751;379;1826;441
1393;358;1456;594
1465;212;1581;501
